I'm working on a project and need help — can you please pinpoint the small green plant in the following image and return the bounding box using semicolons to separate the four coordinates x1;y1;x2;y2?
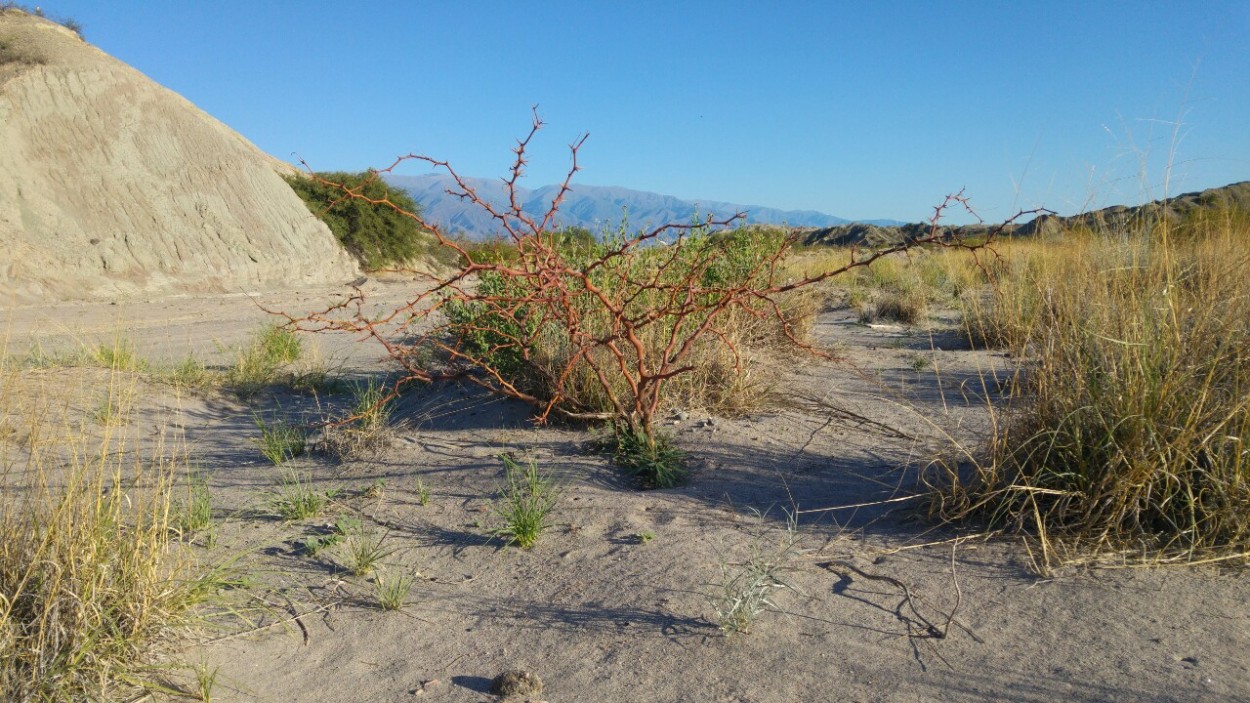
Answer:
190;659;219;703
253;413;306;465
258;324;303;365
713;512;802;635
300;514;358;556
301;532;341;557
267;470;333;520
373;569;416;611
488;454;561;549
165;354;212;389
634;530;655;544
907;352;931;372
363;478;386;499
19;340;84;368
339;522;393;577
413;477;431;506
90;337;146;371
333;514;362;534
225;324;303;395
350;378;395;429
287;356;350;395
611;426;687;489
313;378;397;462
175;471;214;536
91;389;132;425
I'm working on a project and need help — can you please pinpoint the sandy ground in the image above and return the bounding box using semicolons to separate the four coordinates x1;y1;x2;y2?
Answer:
3;281;1248;703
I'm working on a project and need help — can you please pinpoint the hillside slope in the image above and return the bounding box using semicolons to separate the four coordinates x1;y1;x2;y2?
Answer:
0;10;358;303
804;181;1250;246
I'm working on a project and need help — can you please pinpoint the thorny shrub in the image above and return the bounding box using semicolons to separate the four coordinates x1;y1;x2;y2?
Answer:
285;110;1040;457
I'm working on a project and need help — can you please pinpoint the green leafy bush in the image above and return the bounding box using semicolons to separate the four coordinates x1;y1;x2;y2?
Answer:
442;224;799;428
284;171;429;270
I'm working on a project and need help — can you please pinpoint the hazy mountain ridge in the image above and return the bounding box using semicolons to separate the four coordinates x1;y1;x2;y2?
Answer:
386;174;900;237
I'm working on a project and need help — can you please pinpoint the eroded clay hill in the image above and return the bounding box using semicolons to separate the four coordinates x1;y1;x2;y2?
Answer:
0;10;358;304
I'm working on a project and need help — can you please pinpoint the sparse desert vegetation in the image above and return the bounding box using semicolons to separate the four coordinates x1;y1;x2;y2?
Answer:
0;359;217;702
6;154;1250;701
933;210;1250;567
5;199;1250;700
5;3;1248;699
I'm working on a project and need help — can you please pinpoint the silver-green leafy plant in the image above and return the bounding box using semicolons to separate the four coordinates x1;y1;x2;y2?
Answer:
713;512;802;635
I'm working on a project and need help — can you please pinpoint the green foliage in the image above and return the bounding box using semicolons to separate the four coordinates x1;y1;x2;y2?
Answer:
372;569;415;611
266;470;333;521
713;512;801;635
189;659;220;703
300;515;358;557
413;477;431;506
175;471;214;537
90;337;147;371
444;269;542;391
165;355;212;389
284;171;428;270
257;324;303;365
611;425;687;489
488;454;561;549
312;378;397;462
339;522;393;577
349;378;395;429
455;235;519;265
443;222;795;425
225;324;303;395
253;413;306;465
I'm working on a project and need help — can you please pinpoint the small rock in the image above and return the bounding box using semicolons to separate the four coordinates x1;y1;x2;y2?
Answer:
491;670;543;699
675;411;689;421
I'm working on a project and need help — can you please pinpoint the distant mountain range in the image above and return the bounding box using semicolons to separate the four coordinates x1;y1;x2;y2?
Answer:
385;174;901;238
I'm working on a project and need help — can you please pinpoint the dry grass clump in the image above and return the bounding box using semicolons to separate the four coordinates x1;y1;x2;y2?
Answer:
931;211;1250;564
791;246;991;326
0;361;213;701
313;378;397;462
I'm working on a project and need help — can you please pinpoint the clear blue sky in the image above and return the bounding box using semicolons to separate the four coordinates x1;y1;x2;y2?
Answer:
50;1;1250;223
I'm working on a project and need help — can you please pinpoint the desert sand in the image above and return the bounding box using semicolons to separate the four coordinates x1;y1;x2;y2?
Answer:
4;281;1247;703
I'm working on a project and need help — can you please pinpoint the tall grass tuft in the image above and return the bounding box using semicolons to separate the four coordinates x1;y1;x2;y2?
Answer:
224;323;303;395
0;361;213;701
931;212;1250;564
488;454;561;549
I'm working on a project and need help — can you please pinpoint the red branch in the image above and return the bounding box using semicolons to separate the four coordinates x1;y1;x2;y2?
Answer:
285;115;1052;437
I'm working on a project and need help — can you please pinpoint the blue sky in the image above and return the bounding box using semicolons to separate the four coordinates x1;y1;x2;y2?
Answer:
50;1;1250;223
